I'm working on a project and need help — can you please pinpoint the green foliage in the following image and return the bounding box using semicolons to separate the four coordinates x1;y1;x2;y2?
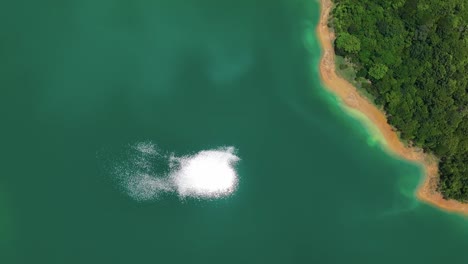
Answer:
332;0;468;201
368;63;388;80
335;33;361;53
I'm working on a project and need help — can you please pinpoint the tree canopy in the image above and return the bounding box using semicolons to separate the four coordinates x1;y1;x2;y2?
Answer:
335;32;361;53
332;0;468;201
368;63;388;80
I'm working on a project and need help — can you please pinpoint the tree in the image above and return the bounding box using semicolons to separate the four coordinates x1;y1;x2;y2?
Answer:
368;63;388;80
335;33;361;53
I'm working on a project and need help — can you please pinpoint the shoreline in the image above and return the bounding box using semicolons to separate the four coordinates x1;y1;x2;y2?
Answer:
316;0;468;215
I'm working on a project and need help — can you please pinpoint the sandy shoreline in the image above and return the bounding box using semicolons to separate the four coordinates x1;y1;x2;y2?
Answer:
317;0;468;215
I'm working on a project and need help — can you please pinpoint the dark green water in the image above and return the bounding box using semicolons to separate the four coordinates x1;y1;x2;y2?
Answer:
1;0;467;263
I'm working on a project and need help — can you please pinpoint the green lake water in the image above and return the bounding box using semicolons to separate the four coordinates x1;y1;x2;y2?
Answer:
1;0;467;263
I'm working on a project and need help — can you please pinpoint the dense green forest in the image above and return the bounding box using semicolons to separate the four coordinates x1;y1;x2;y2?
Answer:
331;0;468;201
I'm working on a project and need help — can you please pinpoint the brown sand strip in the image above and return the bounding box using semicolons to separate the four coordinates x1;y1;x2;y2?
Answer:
317;0;468;215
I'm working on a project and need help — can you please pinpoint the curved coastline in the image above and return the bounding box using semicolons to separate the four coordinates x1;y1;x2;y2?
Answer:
317;0;468;215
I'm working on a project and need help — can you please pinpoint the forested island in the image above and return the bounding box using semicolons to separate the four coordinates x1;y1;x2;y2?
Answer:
329;0;468;201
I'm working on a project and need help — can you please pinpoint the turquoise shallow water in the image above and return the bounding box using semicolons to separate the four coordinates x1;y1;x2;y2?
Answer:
1;0;468;263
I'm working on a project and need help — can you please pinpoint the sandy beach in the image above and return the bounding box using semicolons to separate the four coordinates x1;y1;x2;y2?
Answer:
317;0;468;215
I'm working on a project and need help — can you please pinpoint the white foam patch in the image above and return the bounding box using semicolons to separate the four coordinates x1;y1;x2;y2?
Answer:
133;141;158;155
125;173;173;201
171;147;239;198
106;142;240;201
